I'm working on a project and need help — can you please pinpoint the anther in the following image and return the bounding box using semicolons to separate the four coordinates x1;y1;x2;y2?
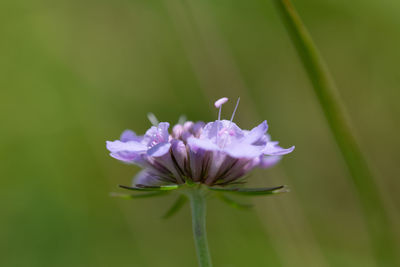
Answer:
214;97;228;121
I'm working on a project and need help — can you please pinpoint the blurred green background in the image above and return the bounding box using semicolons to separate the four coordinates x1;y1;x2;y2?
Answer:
1;0;399;266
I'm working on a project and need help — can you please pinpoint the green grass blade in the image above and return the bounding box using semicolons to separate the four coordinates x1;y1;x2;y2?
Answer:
110;192;170;199
162;195;188;219
217;194;253;209
274;1;398;265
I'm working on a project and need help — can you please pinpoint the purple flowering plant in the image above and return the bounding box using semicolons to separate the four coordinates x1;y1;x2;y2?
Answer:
107;97;294;266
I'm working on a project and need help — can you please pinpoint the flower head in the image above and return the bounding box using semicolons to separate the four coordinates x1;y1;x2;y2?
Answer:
107;97;294;188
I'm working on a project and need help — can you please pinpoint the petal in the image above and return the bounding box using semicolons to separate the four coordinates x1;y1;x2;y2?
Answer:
187;136;219;152
200;121;220;140
224;143;264;158
200;120;243;140
106;140;147;163
151;147;185;184
258;155;282;168
172;124;183;139
120;130;141;142
219;120;244;138
147;142;171;157
106;140;147;153
109;151;142;163
191;121;205;137
263;142;295;156
109;152;133;162
213;157;255;185
204;152;228;184
144;122;170;145
133;170;166;186
243;121;268;145
183;121;194;131
171;140;187;173
188;148;211;182
158;122;170;141
187;137;215;181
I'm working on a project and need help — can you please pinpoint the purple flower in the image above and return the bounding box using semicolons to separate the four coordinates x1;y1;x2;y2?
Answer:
106;97;294;187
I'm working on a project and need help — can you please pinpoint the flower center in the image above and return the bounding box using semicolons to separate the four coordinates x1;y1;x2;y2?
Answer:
218;128;235;137
150;136;163;147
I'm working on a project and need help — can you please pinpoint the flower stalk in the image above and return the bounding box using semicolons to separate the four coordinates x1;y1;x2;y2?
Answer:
274;0;398;265
187;186;212;267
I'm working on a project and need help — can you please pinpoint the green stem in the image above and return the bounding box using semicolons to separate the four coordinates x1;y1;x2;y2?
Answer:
188;187;212;267
273;0;398;265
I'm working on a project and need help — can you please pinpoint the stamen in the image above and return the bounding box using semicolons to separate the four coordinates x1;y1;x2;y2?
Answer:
214;97;228;108
222;97;240;149
214;97;228;121
214;98;229;145
230;97;240;122
147;113;159;126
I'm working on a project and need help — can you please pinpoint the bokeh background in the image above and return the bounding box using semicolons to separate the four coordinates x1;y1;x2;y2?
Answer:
1;0;399;266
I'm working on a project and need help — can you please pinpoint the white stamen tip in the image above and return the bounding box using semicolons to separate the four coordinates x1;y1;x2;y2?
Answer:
214;97;228;108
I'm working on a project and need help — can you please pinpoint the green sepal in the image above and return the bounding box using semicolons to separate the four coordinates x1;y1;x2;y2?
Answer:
119;184;180;191
162;194;187;219
213;177;248;186
110;191;169;199
208;185;287;196
217;194;253;209
185;179;197;186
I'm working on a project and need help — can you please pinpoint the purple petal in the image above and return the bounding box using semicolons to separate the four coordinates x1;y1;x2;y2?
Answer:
183;121;194;131
224;143;264;158
147;142;171;157
263;142;295;156
171;140;187;172
144;122;170;145
133;170;165;186
204;152;232;184
172;124;183;139
201;120;243;140
258;155;282;168
200;121;220;140
106;140;147;163
106;140;147;153
109;152;139;163
158;122;170;141
191;122;205;137
243;121;268;144
188;148;212;182
187;137;219;152
199;120;245;150
120;130;141;142
217;158;254;184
